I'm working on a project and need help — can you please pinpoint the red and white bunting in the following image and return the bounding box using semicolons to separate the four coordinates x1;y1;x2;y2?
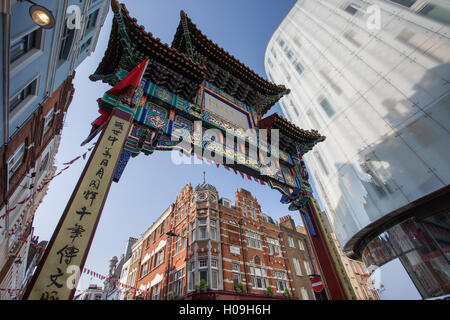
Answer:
0;145;95;222
81;268;144;295
212;159;269;188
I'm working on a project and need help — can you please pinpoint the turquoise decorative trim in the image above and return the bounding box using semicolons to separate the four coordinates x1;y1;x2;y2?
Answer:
100;69;312;200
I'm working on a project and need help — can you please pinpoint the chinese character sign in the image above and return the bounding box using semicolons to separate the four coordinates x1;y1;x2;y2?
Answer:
26;114;131;300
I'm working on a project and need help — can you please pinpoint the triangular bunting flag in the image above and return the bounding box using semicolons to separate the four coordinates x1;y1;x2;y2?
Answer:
63;156;81;166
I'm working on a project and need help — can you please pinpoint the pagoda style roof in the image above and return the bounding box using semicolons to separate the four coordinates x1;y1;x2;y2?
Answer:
90;1;207;102
259;113;326;155
172;11;290;116
91;2;289;112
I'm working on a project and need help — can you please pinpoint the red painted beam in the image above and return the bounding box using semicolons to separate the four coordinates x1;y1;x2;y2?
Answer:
301;201;349;300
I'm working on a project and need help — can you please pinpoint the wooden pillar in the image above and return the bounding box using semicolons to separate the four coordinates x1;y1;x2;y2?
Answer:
23;109;133;300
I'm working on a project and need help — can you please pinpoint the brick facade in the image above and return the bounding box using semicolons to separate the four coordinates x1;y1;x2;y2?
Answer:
132;183;317;300
0;75;74;209
279;216;316;300
0;75;75;289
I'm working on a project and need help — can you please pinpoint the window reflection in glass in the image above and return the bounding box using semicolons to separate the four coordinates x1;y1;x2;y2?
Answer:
362;215;450;299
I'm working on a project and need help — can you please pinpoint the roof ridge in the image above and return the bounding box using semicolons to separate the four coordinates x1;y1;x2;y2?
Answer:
173;11;289;94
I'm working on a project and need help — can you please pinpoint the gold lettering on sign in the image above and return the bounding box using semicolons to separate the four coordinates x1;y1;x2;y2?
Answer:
26;115;131;300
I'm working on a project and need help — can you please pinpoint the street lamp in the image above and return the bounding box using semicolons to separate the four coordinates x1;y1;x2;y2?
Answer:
21;0;56;29
165;231;190;300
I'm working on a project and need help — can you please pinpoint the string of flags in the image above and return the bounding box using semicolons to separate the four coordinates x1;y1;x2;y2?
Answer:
0;145;95;227
82;268;144;295
196;155;267;186
17;237;47;253
2;236;144;297
0;288;24;292
0;288;24;299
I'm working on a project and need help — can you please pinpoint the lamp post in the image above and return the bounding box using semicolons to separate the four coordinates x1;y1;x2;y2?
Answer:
20;0;56;29
238;219;250;293
165;231;190;300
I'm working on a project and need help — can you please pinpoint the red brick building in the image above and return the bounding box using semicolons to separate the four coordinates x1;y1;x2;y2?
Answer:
133;182;313;300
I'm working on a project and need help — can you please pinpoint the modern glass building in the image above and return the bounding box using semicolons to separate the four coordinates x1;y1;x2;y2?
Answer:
265;0;449;299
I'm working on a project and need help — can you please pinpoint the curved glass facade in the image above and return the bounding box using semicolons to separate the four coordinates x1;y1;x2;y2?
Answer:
362;212;450;298
265;0;450;298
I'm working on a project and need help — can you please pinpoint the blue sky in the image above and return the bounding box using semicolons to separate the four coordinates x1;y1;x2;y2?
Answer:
32;0;301;297
31;0;421;299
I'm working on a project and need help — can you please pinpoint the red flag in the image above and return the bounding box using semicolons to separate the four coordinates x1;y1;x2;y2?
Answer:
224;165;230;171
246;174;252;181
240;172;244;179
82;59;149;146
216;163;220;168
233;169;238;175
260;180;266;186
107;58;149;97
82;152;87;160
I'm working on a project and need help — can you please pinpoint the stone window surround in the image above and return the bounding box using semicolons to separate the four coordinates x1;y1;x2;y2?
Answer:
10;25;45;78
9;74;41;125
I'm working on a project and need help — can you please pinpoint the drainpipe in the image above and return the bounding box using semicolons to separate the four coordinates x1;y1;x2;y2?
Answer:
2;0;11;147
238;219;249;293
164;233;173;300
279;232;295;299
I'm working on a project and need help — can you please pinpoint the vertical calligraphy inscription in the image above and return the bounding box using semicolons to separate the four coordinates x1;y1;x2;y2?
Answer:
26;115;131;300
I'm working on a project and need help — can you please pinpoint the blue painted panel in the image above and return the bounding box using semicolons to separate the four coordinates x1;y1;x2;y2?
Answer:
113;150;132;183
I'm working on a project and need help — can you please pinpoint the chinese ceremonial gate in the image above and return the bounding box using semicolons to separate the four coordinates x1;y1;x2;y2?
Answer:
24;1;355;300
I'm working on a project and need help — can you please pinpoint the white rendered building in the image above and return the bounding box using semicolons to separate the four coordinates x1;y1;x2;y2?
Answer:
75;284;103;300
